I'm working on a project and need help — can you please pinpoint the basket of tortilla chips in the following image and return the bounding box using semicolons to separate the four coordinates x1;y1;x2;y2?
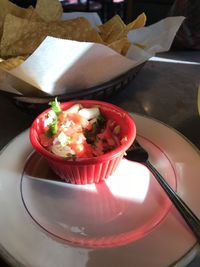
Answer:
0;0;184;114
0;0;148;114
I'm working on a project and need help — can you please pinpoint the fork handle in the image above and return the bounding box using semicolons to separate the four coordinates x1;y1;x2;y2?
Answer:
145;160;200;243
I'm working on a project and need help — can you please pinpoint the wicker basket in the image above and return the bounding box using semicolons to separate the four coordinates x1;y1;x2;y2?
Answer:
1;63;144;115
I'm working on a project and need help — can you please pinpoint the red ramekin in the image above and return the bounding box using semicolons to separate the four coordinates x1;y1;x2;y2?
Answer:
29;100;136;184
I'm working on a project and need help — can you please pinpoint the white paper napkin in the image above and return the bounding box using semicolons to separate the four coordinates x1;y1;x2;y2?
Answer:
10;37;137;95
127;16;185;61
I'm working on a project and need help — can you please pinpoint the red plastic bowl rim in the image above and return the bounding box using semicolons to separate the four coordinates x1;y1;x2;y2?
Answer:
30;100;136;165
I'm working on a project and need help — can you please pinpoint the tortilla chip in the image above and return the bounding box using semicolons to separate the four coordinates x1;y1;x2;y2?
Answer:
98;13;146;45
51;17;104;43
0;0;43;39
0;56;25;70
108;38;126;54
20;6;44;21
0;0;22;21
0;14;42;57
108;37;131;55
0;0;42;21
0;15;103;57
126;13;147;32
35;0;63;22
98;15;126;44
121;41;131;55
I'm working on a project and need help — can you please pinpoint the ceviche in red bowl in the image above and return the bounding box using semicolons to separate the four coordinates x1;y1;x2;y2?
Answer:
30;99;136;184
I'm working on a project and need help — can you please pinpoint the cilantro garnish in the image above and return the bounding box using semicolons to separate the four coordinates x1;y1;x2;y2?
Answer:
97;114;105;124
49;120;58;135
44;98;61;137
45;120;58;137
49;97;61;115
45;129;53;138
84;114;106;144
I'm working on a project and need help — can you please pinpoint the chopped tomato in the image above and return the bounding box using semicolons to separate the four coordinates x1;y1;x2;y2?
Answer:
70;132;86;144
69;142;93;158
67;113;89;129
40;102;121;159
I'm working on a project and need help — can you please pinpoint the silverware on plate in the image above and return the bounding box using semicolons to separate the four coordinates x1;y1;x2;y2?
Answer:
125;139;200;243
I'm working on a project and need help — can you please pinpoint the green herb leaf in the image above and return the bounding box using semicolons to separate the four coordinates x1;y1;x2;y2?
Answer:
97;114;105;124
92;122;97;133
49;97;61;115
44;119;58;137
49;120;58;135
45;128;53;138
84;114;106;145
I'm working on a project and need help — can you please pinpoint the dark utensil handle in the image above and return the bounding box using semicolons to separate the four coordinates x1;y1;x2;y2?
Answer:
145;160;200;243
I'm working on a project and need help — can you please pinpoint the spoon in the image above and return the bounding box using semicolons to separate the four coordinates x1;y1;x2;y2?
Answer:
124;140;200;243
